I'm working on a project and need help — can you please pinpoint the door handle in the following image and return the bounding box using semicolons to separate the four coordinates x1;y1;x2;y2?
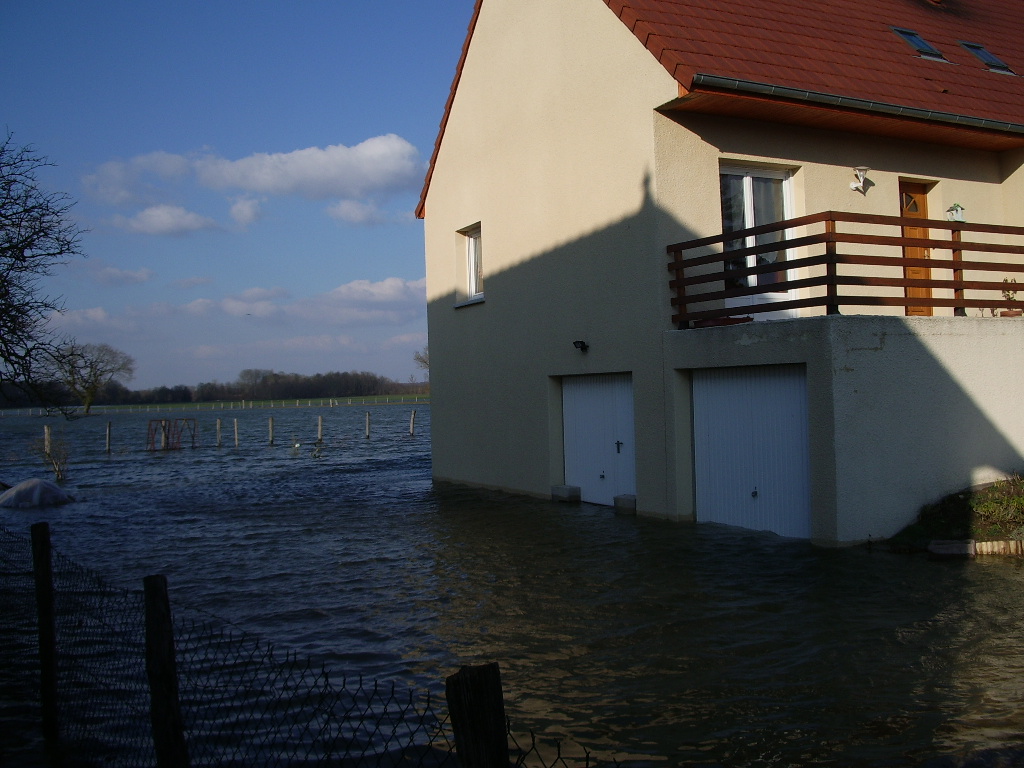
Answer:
615;440;624;454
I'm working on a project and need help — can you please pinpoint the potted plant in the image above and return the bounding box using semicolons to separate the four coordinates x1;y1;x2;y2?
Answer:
1001;277;1022;317
946;203;966;222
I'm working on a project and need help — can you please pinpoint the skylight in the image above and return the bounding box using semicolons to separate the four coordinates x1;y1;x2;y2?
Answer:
893;28;947;61
960;41;1015;73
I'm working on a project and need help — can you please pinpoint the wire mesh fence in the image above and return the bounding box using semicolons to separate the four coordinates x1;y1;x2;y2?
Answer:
0;524;620;768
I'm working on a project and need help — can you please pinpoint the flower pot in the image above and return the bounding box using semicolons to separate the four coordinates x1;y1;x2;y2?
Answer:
1000;309;1023;317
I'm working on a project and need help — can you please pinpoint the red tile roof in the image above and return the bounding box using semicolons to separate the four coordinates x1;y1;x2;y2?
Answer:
607;0;1024;128
417;0;1024;217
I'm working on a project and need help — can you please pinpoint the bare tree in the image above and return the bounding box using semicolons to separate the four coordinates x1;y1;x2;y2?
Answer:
0;132;85;393
54;343;135;414
413;345;429;372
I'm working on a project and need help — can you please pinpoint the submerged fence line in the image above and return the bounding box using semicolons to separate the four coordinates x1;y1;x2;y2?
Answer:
2;395;430;418
0;523;620;768
21;409;422;459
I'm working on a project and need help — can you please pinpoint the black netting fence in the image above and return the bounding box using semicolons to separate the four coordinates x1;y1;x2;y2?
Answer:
0;524;618;768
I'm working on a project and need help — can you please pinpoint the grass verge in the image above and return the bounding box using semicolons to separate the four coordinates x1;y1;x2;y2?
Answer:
888;475;1024;548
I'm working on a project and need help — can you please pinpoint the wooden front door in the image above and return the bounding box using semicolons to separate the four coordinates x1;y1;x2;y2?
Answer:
900;181;932;316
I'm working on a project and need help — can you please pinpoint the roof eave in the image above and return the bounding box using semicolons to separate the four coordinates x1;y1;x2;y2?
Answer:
661;74;1024;152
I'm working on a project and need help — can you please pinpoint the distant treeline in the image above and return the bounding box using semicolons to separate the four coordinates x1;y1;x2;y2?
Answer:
0;368;427;409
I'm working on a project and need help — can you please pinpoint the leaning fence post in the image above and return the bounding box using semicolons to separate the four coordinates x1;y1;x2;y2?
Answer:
445;662;508;768
143;574;190;768
31;522;59;745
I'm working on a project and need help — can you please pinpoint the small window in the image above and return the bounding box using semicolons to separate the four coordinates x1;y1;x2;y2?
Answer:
960;41;1015;73
893;28;947;61
463;224;483;299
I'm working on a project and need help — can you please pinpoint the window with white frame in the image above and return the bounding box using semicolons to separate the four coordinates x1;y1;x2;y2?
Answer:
719;166;792;292
463;224;483;299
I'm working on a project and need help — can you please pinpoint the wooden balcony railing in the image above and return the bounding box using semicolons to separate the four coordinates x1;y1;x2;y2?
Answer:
666;211;1024;327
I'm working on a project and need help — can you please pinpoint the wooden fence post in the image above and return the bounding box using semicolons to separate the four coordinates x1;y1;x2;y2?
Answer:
269;417;275;446
30;522;59;745
106;421;112;454
409;410;417;436
144;574;190;768
445;662;508;768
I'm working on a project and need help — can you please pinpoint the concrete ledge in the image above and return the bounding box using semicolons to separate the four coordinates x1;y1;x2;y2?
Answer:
613;494;637;516
928;540;976;558
551;485;581;503
928;539;1024;557
975;540;1024;556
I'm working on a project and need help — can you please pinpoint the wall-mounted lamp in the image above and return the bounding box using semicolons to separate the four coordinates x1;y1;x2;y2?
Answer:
850;166;871;194
573;340;589;352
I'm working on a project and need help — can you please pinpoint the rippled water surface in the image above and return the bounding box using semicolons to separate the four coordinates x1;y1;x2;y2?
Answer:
4;405;1024;766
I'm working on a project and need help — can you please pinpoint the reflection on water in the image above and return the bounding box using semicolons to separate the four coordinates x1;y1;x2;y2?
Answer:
3;406;1024;765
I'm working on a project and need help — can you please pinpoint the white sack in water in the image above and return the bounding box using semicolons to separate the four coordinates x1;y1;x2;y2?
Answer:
0;478;75;508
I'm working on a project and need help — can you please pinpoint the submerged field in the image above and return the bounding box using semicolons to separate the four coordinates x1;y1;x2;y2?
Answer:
4;405;1024;766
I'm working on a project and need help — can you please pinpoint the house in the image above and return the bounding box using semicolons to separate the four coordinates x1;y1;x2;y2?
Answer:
416;0;1024;544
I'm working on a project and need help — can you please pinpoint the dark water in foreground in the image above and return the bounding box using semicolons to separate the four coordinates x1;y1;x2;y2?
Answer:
3;405;1024;766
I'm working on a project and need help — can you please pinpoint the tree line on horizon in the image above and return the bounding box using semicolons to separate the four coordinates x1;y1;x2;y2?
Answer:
0;367;427;409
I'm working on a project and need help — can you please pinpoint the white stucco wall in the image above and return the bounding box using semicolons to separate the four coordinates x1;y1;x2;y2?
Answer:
422;0;679;502
421;0;1024;543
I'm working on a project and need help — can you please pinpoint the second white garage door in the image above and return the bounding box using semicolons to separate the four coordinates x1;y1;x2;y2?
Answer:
691;364;811;539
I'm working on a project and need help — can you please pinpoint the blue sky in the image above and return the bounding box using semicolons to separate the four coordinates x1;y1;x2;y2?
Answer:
2;1;474;389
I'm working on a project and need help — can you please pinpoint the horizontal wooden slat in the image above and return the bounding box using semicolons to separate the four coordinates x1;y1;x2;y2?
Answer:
667;211;1024;326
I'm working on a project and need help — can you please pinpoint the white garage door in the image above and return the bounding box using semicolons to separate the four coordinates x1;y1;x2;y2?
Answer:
563;374;636;506
692;364;811;539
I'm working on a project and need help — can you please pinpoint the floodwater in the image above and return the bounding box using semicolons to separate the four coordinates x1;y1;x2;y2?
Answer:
3;405;1024;766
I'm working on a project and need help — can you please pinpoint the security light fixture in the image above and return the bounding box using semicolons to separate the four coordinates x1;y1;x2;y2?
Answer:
851;166;871;193
573;340;589;352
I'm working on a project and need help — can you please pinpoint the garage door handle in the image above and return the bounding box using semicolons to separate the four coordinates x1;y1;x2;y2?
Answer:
615;440;623;453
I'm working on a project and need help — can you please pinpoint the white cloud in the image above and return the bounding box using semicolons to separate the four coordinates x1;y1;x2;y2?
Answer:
184;298;216;315
174;276;214;290
327;199;387;225
257;334;361;353
285;277;425;326
113;204;218;236
84;151;190;205
171;277;425;329
383;332;428;349
239;286;289;301
85;135;422;231
48;306;134;332
194;135;422;200
88;261;154;285
329;277;426;303
230;197;262;227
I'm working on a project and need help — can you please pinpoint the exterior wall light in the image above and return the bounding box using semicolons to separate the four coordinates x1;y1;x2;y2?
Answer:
573;340;589;352
850;166;871;193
